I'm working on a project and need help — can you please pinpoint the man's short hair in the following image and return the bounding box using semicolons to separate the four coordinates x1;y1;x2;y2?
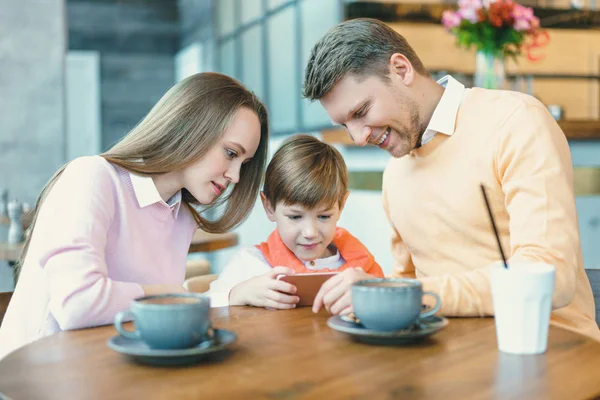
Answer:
303;18;429;100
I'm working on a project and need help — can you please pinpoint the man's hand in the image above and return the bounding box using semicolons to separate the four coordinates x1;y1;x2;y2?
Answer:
229;266;299;309
312;267;372;315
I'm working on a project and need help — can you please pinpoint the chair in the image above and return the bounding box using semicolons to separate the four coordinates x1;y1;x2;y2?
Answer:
0;291;13;324
184;274;219;293
185;259;211;280
585;270;600;328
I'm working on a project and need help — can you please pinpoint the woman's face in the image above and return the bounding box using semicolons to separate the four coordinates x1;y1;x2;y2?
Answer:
182;107;261;204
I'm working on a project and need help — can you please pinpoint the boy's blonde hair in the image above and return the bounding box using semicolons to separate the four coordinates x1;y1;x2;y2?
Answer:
263;135;347;210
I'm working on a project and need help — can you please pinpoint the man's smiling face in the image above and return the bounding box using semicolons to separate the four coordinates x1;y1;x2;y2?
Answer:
320;73;424;158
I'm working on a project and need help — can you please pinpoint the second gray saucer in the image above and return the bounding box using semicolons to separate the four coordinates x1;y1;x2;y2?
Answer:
328;315;448;345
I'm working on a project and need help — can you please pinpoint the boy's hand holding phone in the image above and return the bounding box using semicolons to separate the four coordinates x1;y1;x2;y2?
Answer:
312;267;372;315
229;267;299;309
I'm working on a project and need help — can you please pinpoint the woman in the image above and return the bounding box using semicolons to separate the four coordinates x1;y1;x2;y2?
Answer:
0;72;268;359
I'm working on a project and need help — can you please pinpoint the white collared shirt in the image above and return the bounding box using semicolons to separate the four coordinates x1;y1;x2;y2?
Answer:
129;172;182;217
420;75;470;146
206;246;345;307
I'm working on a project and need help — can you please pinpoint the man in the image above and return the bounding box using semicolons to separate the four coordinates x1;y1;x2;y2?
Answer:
308;18;599;340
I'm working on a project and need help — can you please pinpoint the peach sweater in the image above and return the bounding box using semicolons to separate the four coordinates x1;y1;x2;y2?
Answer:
383;88;600;341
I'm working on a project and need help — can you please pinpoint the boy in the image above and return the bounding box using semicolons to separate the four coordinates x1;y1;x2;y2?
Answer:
207;135;384;312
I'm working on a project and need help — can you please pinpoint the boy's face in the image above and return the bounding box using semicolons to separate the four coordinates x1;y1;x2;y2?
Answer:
261;194;344;262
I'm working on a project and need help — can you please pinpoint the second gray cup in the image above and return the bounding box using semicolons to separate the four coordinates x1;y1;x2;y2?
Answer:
352;278;441;331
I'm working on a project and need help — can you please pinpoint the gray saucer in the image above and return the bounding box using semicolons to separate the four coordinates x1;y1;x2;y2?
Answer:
328;315;448;345
107;328;236;366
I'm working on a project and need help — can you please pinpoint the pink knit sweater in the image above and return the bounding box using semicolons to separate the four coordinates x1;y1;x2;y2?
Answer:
0;156;197;359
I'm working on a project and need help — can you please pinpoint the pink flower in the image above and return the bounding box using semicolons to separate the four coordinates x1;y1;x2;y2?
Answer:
512;4;534;21
482;0;496;9
514;18;531;31
458;0;483;10
530;16;540;29
458;7;480;23
442;10;462;29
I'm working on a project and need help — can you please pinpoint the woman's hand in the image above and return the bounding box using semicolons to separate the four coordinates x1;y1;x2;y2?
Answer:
229;266;299;309
312;267;372;315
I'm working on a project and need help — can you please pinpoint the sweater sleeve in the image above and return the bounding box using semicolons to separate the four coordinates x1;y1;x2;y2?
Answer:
205;247;272;307
420;103;579;316
36;157;144;330
382;183;416;279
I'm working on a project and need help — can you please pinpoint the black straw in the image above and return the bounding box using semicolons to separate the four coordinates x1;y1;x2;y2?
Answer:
480;184;509;269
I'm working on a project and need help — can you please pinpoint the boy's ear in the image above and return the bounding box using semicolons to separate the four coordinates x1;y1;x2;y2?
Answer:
339;191;350;213
260;191;277;222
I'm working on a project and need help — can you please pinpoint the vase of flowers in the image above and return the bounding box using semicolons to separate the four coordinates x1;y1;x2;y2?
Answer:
442;0;547;89
475;50;505;89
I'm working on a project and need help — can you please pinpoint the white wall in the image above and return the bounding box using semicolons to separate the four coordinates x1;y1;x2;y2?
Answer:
0;0;67;291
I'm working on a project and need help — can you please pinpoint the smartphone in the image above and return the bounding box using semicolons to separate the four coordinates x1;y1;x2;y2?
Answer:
277;272;338;307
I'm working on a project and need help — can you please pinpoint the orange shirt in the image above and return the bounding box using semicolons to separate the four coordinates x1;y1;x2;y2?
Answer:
383;88;599;341
257;227;384;277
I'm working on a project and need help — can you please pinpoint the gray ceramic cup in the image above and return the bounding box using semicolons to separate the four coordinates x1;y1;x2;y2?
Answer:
114;293;212;350
352;278;441;331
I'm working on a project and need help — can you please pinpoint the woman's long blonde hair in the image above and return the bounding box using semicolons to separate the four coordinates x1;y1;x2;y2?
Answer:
19;72;268;267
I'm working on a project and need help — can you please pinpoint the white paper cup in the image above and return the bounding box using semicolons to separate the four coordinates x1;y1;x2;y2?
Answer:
490;262;555;355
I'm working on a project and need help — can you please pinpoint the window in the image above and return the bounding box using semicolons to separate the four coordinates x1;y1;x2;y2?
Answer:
218;38;237;80
241;25;265;101
267;6;298;132
217;0;236;37
300;0;340;128
214;0;341;135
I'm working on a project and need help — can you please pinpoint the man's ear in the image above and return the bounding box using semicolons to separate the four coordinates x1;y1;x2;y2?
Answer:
260;192;277;222
339;191;350;213
389;53;415;86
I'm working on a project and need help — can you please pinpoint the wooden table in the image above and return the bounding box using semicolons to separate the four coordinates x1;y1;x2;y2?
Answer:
189;230;238;253
0;307;599;399
0;231;239;263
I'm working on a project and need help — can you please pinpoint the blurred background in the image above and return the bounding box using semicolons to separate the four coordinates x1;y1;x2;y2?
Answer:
1;1;599;309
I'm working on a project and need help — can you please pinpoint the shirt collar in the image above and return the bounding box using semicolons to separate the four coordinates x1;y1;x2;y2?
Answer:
303;246;344;270
420;75;466;146
129;172;182;217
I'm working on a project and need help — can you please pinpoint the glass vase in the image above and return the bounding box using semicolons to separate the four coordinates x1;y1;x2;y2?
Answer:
474;51;505;90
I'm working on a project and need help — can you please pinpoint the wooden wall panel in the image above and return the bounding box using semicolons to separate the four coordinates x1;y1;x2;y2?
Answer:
359;0;597;9
387;23;477;73
386;23;600;119
534;79;599;119
387;23;600;75
505;29;600;75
